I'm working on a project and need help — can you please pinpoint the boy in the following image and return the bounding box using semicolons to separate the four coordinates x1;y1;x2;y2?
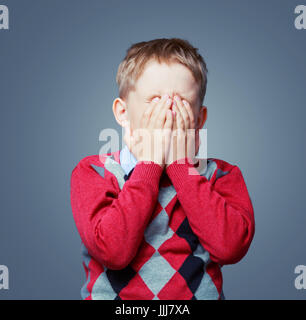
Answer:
70;38;255;300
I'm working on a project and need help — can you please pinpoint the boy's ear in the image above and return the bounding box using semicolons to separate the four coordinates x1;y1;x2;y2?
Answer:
196;105;207;129
112;97;129;127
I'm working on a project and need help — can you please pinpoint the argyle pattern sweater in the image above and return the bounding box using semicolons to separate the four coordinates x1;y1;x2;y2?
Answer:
70;150;255;300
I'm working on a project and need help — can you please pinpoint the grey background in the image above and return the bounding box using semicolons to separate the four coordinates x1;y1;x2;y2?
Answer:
0;0;305;300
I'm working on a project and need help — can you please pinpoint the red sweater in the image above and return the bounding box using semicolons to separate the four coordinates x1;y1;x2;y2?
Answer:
70;150;255;300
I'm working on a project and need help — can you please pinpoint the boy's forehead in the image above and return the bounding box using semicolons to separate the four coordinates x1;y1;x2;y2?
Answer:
135;60;199;100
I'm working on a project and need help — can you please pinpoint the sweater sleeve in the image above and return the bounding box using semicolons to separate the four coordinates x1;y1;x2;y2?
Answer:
166;158;255;266
70;159;163;270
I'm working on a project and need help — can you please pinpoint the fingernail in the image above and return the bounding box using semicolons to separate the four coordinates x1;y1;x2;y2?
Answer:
173;100;177;106
182;100;188;106
152;97;160;103
172;110;176;116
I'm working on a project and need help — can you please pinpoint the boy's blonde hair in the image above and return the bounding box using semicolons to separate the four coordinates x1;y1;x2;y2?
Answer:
116;38;208;106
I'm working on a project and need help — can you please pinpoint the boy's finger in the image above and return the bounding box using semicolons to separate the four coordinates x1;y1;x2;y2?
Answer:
163;110;173;148
174;96;189;130
141;97;160;128
155;97;173;128
150;94;170;128
164;112;173;143
164;109;174;130
182;99;196;129
141;101;157;128
145;96;163;128
173;104;185;131
163;110;174;164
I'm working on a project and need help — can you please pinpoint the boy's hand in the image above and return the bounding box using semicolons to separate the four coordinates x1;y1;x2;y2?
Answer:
123;94;174;168
165;95;197;168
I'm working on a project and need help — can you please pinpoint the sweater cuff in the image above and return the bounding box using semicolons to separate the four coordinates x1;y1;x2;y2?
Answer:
130;161;164;186
165;157;203;191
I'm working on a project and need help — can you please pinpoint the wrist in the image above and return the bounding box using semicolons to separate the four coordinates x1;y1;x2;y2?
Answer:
165;157;200;190
132;160;164;187
165;156;196;168
137;158;164;169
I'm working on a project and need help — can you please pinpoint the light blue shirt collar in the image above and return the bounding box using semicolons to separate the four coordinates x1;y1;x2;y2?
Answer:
120;144;138;176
